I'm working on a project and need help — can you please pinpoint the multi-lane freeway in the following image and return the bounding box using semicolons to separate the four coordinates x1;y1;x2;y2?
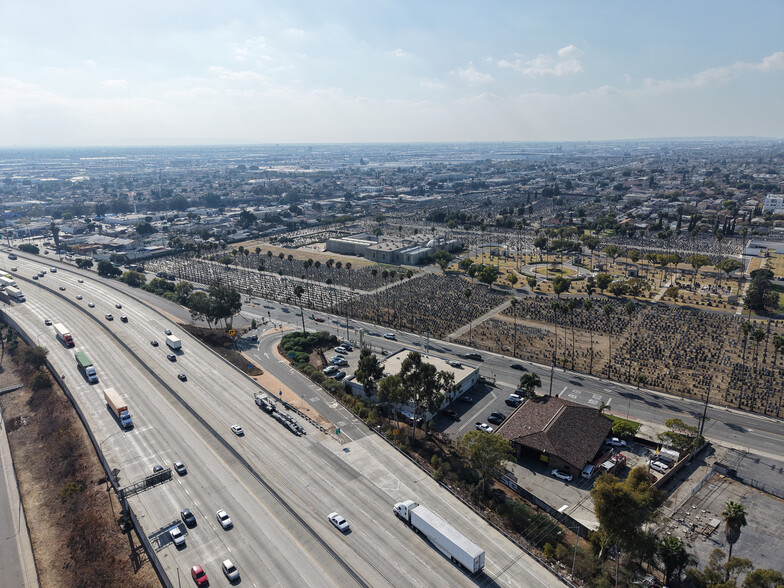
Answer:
3;253;562;587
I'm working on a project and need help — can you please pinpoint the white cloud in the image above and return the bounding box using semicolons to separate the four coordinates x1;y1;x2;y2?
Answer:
102;79;128;88
284;28;306;38
643;51;784;92
387;47;407;58
420;79;445;89
498;45;583;77
232;37;268;61
457;63;494;84
209;66;264;81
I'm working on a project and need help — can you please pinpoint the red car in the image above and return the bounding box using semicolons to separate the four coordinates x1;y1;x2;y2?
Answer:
313;317;325;323
440;409;459;420
191;565;209;586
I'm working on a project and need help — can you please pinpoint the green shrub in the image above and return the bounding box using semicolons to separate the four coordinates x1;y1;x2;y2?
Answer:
543;543;556;559
60;481;83;499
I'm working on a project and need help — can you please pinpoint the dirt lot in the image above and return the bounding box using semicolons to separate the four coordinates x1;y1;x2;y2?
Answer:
0;339;159;587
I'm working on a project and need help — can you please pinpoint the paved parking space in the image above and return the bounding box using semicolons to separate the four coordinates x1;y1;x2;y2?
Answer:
433;381;524;437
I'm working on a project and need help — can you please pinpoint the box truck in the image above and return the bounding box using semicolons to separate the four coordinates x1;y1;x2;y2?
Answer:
5;286;25;302
165;335;182;350
75;351;98;383
104;387;133;429
54;323;74;347
393;500;485;573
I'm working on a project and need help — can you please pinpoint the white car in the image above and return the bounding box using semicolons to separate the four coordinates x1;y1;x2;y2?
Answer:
222;559;240;581
447;360;463;368
328;512;350;532
230;425;244;436
605;437;628;447
169;526;185;547
334;346;348;355
475;422;494;433
551;469;573;481
88;302;95;308
382;333;396;340
216;509;233;529
648;459;670;473
76;295;82;300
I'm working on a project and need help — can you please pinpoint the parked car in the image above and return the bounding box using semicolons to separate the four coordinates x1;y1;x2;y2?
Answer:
459;396;474;403
510;363;527;371
605;437;628;447
191;565;208;586
334;371;347;380
328;512;350;532
382;333;396;340
331;356;348;366
216;509;233;529
222;559;240;581
334;346;348;355
475;422;494;433
551;469;573;481
180;508;196;527
341;342;353;351
440;408;459;420
323;365;339;376
487;411;506;424
506;393;523;406
230;425;243;436
313;316;325;323
648;459;670;473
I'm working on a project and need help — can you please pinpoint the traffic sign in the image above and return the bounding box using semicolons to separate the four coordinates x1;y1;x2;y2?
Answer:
228;329;236;336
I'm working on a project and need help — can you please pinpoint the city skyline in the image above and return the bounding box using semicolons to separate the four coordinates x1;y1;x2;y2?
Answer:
2;1;783;146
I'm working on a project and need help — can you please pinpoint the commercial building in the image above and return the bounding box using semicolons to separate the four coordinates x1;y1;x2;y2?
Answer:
326;233;461;265
495;396;612;478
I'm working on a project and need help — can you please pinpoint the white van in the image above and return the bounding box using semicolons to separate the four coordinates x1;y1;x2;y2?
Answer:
581;464;597;479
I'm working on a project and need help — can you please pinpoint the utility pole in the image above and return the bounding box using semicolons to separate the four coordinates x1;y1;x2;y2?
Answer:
699;374;713;437
549;354;555;396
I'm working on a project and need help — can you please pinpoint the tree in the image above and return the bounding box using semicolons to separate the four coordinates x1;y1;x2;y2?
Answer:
236;209;257;229
611;420;637;439
743;568;784;587
398;352;453;443
477;264;499;285
552;276;570;298
378;373;407;431
355;348;384;398
432;250;453;272
518;373;541;396
722;501;748;573
174;281;194;303
207;280;242;329
608;280;628;297
75;257;93;269
526;276;537;289
687;254;712;286
591;466;664;556
49;221;61;252
135;221;157;235
18;243;39;254
293;285;306;334
459;431;514;496
717;258;743;284
120;270;146;288
458;257;474;272
657;536;694;587
97;260;122;278
746;269;778;313
595;272;613;294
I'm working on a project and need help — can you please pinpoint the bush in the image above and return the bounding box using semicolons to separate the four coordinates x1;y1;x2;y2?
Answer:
18;243;39;254
555;542;570;563
60;481;83;499
30;369;52;391
543;543;556;559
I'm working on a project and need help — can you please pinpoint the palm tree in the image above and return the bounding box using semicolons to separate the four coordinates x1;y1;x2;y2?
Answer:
464;287;473;345
657;536;693;587
625;301;636;383
510;298;519;358
741;320;752;364
604;304;614;379
550;300;560;365
584;300;594;375
773;334;784;367
567;298;580;369
519;373;541;397
721;501;748;576
293;285;306;333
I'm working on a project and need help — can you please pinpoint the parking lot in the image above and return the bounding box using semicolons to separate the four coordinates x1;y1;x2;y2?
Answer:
432;380;524;437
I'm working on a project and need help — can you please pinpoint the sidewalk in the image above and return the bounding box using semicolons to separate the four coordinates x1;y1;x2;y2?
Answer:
0;405;39;588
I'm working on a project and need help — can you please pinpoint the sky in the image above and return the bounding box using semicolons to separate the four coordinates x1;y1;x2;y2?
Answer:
1;1;783;146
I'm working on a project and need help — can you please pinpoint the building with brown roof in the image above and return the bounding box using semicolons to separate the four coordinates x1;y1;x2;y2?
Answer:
496;396;612;477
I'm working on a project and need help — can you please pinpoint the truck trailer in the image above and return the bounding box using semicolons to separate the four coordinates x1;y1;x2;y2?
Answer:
54;323;74;347
5;286;25;302
393;500;485;573
165;335;182;350
104;387;133;429
75;351;98;383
